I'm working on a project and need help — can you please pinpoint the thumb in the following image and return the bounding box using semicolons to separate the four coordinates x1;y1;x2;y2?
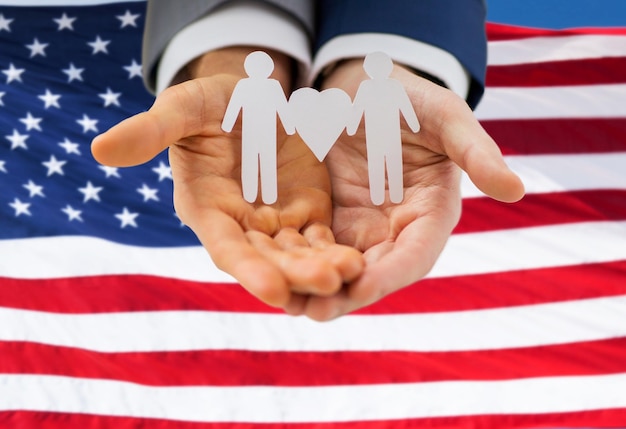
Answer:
91;79;219;167
436;97;525;203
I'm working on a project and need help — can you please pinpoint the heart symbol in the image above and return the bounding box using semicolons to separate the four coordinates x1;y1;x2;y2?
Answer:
289;87;352;161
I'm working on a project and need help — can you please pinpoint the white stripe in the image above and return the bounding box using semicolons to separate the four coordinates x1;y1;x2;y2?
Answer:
488;34;626;66
3;221;626;282
0;0;143;5
1;235;235;282
461;152;626;198
474;84;626;120
1;373;625;422
431;221;626;278
1;294;625;352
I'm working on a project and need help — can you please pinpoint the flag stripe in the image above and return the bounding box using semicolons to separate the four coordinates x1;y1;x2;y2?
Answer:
486;57;626;87
486;34;626;65
473;84;626;120
1;373;625;423
429;221;626;278
486;22;626;41
5;222;626;281
3;409;626;429
0;0;143;5
1;7;626;429
3;260;626;314
456;190;626;233
482;118;626;155
3;338;626;386
1;295;625;352
2;236;232;282
461;153;626;198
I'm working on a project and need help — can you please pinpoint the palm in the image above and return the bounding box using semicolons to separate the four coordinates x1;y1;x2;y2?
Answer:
92;75;364;310
296;63;525;320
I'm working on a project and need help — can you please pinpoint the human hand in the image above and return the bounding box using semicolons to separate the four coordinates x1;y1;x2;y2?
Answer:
91;48;364;310
286;59;525;321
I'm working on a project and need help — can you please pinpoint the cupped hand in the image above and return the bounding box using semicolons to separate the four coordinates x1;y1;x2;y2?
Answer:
91;50;364;311
292;60;525;321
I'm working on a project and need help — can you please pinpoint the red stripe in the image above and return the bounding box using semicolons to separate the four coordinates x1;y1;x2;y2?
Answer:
456;190;626;233
487;22;626;41
2;261;626;315
486;57;626;87
364;261;626;314
0;275;278;313
2;339;626;386
481;118;626;155
2;409;625;429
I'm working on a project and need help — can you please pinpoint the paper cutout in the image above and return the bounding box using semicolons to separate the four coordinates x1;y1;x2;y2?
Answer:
347;52;421;205
221;51;295;204
222;51;420;205
289;87;352;162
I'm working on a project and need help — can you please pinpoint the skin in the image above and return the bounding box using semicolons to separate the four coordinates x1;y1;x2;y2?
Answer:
92;47;524;322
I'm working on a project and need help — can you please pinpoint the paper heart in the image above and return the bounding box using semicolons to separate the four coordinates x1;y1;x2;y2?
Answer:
289;87;352;161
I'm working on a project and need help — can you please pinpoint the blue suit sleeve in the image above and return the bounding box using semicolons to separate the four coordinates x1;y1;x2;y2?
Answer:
315;0;487;108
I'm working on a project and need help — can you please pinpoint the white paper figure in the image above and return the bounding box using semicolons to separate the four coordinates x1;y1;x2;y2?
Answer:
221;51;295;204
347;52;420;205
289;87;352;162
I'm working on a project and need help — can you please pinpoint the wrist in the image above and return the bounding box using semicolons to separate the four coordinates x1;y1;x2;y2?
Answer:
175;47;295;92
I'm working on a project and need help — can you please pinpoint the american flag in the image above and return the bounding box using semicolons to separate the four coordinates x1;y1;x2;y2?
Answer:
1;1;626;428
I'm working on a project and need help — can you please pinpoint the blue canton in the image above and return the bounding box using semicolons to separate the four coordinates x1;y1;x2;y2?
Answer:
0;2;199;247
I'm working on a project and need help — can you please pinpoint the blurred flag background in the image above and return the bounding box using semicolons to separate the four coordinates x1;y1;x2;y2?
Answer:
1;0;625;428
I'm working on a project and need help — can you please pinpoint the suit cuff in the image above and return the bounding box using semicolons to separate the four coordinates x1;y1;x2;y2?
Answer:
156;0;311;93
310;33;470;100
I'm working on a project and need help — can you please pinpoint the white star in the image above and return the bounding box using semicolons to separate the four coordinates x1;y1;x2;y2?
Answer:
78;181;103;202
42;155;66;176
98;88;121;107
61;205;83;222
0;91;5;106
19;112;42;131
2;63;25;83
0;160;6;173
174;211;186;227
123;59;142;79
0;13;13;32
87;35;110;54
99;165;121;178
62;63;84;82
53;13;76;31
9;198;31;216
23;180;44;197
58;138;81;155
137;184;159;202
76;114;98;133
5;129;28;150
38;89;61;109
152;161;172;181
115;207;139;228
116;10;140;28
25;38;49;57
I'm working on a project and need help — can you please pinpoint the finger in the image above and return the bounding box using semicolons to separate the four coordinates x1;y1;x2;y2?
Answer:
437;98;525;203
91;79;228;167
302;223;365;283
282;293;309;316
273;227;309;250
247;231;343;297
190;210;292;308
302;208;455;321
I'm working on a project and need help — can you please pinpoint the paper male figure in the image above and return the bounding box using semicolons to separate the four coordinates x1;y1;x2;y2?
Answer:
347;52;421;205
221;51;295;204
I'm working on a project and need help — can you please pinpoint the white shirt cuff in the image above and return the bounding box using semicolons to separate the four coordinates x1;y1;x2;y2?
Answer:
156;0;312;93
310;33;470;100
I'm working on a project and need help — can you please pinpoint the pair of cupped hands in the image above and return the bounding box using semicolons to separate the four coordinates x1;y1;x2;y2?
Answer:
92;47;524;321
